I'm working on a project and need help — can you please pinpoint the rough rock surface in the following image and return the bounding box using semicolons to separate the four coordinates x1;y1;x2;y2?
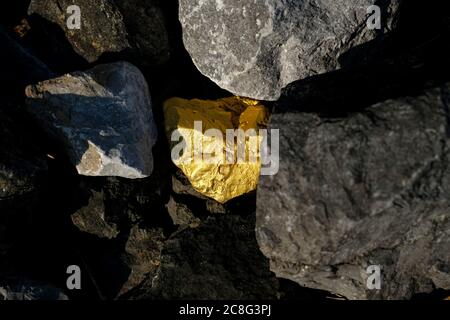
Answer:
164;97;268;203
71;189;120;239
69;176;168;298
256;79;450;299
26;61;157;179
28;0;170;65
119;225;165;296
179;0;401;100
166;196;200;227
128;215;280;299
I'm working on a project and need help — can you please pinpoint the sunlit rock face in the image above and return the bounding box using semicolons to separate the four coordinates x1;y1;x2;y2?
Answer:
26;61;157;179
164;97;268;203
179;0;401;101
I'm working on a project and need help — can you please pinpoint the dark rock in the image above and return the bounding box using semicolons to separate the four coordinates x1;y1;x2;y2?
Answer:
75;175;167;229
129;215;280;299
70;176;169;298
25;61;158;179
113;0;171;66
166;197;200;227
0;111;47;202
28;0;170;65
171;170;257;216
179;0;401;100
0;1;31;27
75;222;165;299
0;26;54;98
0;278;68;300
256;78;450;299
172;170;208;200
119;224;165;296
0;105;48;255
71;189;120;240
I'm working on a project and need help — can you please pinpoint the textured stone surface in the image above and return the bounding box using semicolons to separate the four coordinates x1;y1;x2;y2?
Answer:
179;0;401;100
26;61;157;179
28;0;170;65
129;215;280;299
166;196;200;227
119;225;165;296
71;189;120;239
69;175;168;298
164;97;268;203
256;80;450;299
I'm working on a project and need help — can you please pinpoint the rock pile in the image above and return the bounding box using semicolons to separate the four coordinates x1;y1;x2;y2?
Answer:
0;0;448;301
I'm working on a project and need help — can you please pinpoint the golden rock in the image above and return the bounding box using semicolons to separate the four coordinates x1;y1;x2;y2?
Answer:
163;97;268;203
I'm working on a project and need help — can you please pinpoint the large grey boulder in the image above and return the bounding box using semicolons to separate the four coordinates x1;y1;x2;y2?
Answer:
179;0;401;101
256;72;450;299
26;62;157;179
28;0;170;65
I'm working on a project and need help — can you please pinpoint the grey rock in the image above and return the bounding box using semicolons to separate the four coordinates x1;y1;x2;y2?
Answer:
25;61;157;179
256;79;450;299
0;278;68;300
179;0;401;100
28;0;170;65
129;215;280;299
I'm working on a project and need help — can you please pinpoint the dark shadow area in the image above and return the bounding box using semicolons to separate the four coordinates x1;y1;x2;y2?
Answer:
23;14;90;74
339;0;449;70
277;28;450;118
278;278;342;300
0;1;31;28
338;0;399;69
411;289;450;301
0;26;54;100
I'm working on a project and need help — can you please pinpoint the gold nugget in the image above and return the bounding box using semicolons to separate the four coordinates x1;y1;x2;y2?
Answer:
164;97;268;203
